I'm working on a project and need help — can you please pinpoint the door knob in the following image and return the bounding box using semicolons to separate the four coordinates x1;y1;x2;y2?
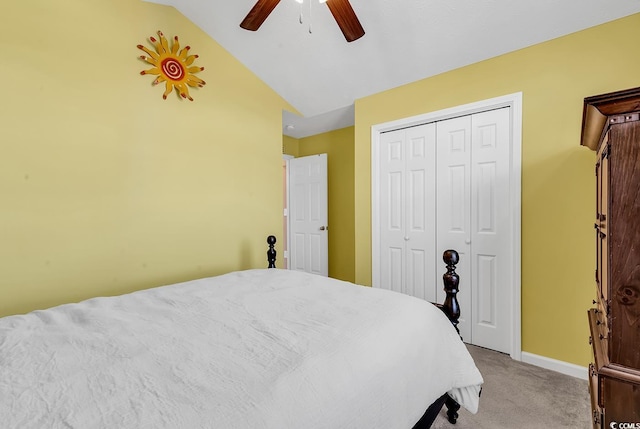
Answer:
320;226;328;231
404;236;410;241
465;239;471;244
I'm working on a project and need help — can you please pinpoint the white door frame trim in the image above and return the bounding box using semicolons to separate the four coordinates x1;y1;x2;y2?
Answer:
371;92;523;361
283;154;294;269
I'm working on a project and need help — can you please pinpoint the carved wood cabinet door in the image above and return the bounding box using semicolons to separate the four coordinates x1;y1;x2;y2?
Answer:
582;87;640;429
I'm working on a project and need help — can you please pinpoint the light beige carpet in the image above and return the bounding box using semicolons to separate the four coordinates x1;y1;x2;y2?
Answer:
432;345;591;429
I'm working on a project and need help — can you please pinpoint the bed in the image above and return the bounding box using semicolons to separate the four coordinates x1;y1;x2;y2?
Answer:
0;236;482;429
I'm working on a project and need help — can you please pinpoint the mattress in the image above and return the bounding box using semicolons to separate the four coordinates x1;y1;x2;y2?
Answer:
0;269;483;428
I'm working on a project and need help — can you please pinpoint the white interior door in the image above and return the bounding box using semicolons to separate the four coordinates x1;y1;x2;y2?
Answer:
379;129;407;294
287;154;328;276
437;108;512;353
436;115;472;342
469;108;512;353
378;124;437;301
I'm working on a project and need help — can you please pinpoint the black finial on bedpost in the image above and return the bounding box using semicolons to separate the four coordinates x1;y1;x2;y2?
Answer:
442;249;460;335
267;235;277;268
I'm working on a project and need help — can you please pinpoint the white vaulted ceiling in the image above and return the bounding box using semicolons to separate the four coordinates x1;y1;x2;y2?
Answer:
145;0;640;137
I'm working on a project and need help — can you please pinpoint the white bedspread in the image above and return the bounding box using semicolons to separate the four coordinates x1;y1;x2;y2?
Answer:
0;269;482;429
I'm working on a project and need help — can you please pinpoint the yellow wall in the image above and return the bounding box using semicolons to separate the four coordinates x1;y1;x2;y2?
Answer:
297;127;355;282
283;135;300;158
354;13;640;367
0;0;291;317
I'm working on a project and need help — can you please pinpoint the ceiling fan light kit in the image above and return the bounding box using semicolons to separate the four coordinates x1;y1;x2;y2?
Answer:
240;0;364;42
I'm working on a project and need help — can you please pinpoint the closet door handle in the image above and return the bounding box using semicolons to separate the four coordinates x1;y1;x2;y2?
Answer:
404;236;410;241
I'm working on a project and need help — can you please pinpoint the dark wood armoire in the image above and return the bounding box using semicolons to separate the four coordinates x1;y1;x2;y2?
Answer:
581;87;640;428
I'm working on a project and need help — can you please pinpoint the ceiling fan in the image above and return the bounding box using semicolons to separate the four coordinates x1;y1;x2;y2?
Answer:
240;0;365;42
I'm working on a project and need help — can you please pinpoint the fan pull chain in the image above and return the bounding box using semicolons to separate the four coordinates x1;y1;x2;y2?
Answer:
297;0;318;35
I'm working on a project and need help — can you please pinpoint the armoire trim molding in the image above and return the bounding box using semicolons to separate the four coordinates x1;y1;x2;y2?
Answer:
370;92;523;361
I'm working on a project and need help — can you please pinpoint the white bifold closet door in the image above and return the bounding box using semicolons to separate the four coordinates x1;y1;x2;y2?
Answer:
379;123;437;301
436;108;511;353
378;107;511;354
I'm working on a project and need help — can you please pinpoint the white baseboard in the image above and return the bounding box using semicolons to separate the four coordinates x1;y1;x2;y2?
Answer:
520;352;588;380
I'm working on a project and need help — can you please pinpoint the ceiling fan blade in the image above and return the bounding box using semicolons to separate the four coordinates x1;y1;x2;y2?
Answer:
325;0;365;42
240;0;282;31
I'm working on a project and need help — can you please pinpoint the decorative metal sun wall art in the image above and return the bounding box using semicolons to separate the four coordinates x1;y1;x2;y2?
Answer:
137;31;206;101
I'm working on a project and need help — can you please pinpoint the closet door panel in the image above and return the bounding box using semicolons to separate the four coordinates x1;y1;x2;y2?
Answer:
405;124;437;301
388;246;404;294
476;254;497;326
378;125;436;300
470;107;511;353
437;115;472;342
379;130;407;293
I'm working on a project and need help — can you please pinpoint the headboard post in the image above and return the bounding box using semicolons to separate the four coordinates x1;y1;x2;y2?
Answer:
267;235;277;268
442;249;461;334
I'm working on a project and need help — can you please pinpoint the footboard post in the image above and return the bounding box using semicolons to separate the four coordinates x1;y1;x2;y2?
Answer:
442;249;461;335
267;235;277;268
445;394;461;424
